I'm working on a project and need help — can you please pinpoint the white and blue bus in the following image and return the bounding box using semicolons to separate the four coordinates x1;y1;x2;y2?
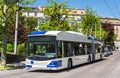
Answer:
26;31;103;70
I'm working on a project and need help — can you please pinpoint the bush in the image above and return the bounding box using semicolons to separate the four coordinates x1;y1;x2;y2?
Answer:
17;43;26;56
0;65;14;71
7;43;14;54
0;42;14;54
0;41;2;52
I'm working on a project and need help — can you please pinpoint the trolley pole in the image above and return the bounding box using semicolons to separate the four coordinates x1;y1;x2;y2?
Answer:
100;25;101;40
95;19;96;38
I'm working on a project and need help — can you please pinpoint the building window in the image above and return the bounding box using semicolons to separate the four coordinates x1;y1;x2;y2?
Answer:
27;12;29;17
116;27;119;33
81;11;83;14
34;12;37;16
73;11;77;13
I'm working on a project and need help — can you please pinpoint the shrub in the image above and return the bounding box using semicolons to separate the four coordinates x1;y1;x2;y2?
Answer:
7;43;14;54
0;43;14;54
0;41;2;52
17;43;26;56
0;65;14;71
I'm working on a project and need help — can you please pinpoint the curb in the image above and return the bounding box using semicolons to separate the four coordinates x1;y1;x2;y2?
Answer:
7;61;25;69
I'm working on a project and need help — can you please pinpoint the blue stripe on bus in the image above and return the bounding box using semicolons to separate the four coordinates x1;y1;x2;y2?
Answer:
29;31;46;36
26;65;32;68
88;36;93;40
47;60;62;68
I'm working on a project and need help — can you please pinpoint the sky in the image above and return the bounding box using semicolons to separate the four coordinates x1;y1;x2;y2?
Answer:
30;0;120;19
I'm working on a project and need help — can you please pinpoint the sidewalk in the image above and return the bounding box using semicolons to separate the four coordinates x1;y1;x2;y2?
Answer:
7;61;25;69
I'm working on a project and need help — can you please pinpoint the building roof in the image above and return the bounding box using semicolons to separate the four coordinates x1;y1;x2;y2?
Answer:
39;6;86;16
100;17;120;26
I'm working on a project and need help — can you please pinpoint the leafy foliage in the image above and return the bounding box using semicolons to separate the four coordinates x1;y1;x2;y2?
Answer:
101;22;116;45
25;17;38;32
0;65;14;71
17;43;26;56
39;0;71;31
7;12;30;44
81;7;107;40
17;24;29;44
0;0;36;66
7;43;14;53
0;41;2;52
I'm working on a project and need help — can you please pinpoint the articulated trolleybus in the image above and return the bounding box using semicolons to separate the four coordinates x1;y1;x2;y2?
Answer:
26;31;103;70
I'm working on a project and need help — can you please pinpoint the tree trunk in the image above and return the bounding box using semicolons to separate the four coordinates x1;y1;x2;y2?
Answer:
0;3;7;66
0;32;7;66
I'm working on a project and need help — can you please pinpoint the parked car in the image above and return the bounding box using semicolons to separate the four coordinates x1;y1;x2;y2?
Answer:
104;49;113;57
104;51;109;57
108;49;113;55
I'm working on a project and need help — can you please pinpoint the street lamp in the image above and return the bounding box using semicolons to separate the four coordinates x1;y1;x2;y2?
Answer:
14;2;19;54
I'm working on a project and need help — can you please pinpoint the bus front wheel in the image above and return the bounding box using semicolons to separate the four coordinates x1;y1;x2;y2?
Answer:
67;59;72;69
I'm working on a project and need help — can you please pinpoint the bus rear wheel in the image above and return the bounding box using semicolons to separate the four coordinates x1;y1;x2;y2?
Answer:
67;59;72;69
88;56;91;63
100;54;103;60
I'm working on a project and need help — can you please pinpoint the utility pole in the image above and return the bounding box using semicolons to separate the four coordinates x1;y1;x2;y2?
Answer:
14;2;19;55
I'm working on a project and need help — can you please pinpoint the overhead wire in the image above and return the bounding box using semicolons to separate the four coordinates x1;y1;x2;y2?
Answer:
104;0;116;18
113;0;120;18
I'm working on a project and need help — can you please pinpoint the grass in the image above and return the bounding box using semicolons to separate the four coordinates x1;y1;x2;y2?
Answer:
0;65;15;71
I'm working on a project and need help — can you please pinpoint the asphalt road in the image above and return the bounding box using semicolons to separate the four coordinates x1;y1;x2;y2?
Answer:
0;51;120;78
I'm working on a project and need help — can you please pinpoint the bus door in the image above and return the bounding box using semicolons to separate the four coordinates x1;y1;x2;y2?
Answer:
91;39;95;61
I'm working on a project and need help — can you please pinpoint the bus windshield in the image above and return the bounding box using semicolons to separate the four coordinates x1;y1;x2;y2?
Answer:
27;36;56;61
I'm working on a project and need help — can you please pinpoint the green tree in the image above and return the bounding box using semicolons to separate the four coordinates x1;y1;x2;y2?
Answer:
25;17;38;32
81;7;107;40
7;12;31;44
102;22;116;45
39;0;71;31
0;0;35;66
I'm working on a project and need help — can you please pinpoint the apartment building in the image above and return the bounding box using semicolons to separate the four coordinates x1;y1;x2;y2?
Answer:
22;6;86;26
22;7;44;18
101;18;120;50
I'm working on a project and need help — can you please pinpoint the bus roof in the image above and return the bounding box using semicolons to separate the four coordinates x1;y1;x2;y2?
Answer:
28;31;61;36
28;31;91;43
28;31;103;43
28;31;86;36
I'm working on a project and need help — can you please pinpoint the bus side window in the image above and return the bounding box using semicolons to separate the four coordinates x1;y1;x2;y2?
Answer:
97;45;102;53
74;43;80;56
68;43;74;56
57;41;62;58
87;44;92;54
79;43;82;55
82;44;85;55
64;42;68;57
84;44;88;55
64;42;74;57
79;43;85;55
